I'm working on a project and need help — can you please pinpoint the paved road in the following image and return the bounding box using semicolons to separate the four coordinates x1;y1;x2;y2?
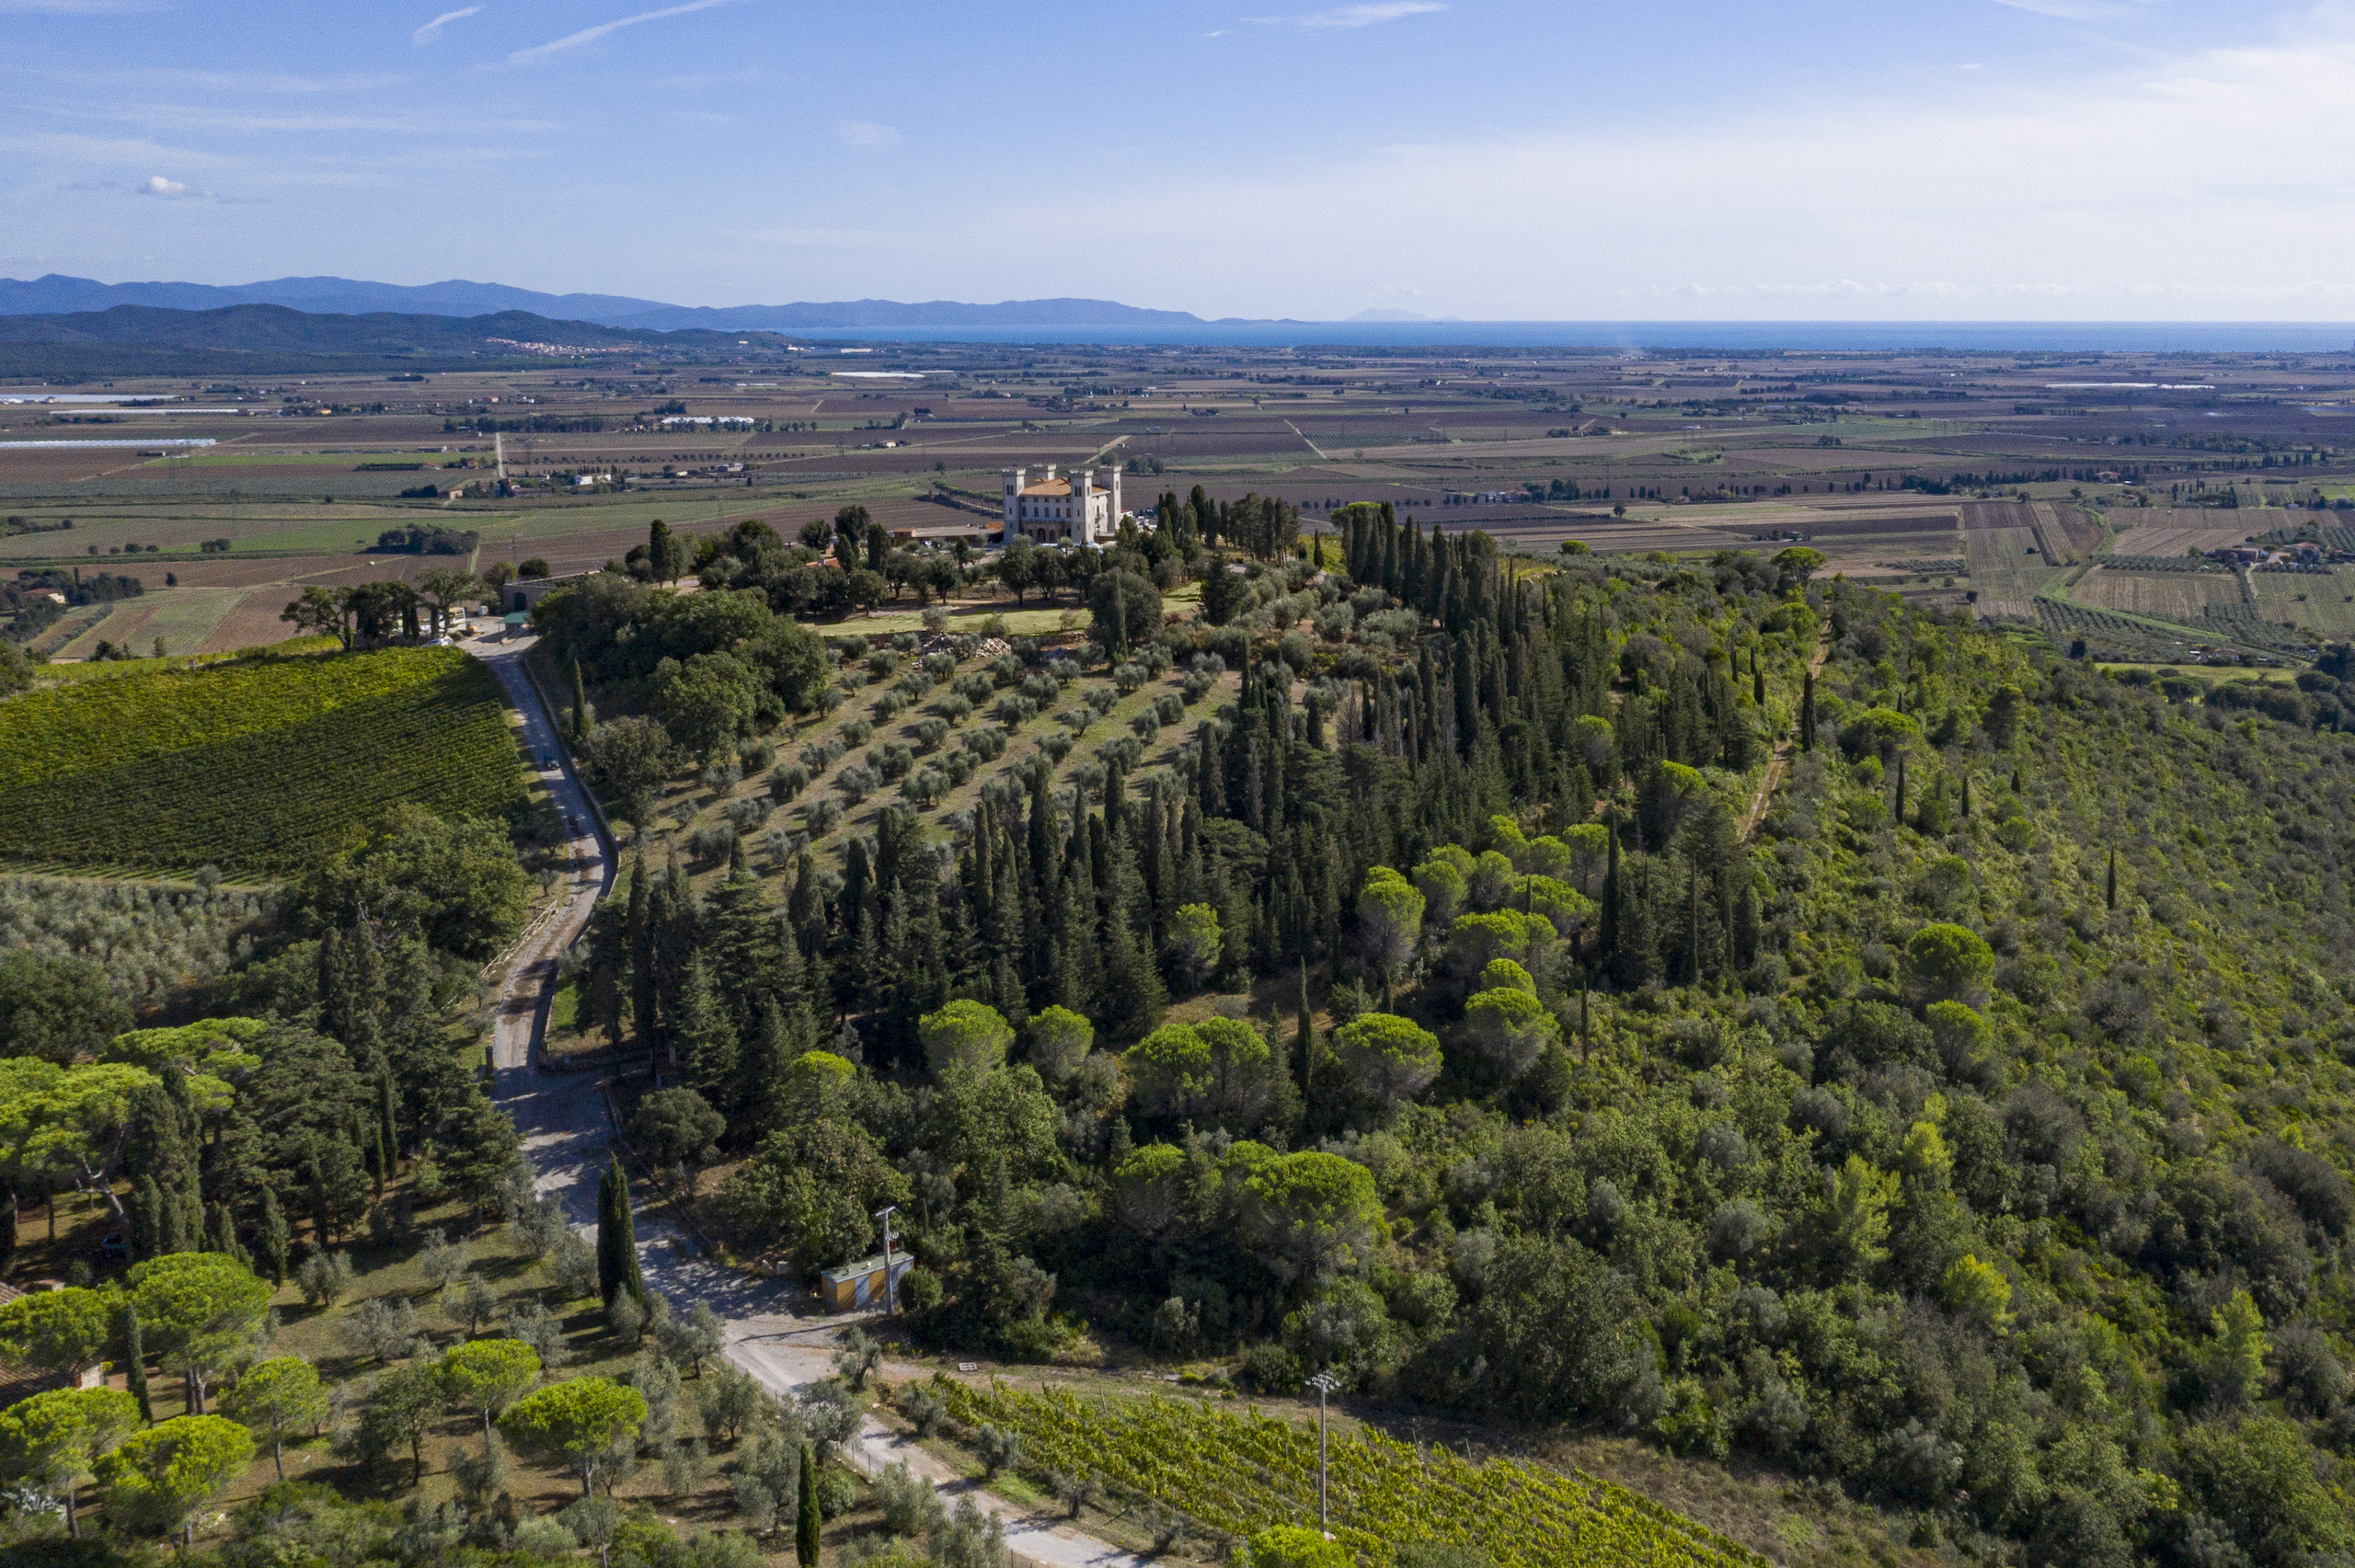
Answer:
473;629;622;1233
471;631;1144;1568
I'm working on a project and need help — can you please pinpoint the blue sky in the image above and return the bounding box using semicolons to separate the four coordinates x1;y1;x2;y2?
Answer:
5;0;2353;320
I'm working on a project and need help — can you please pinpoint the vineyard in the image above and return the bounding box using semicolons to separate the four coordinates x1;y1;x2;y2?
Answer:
0;647;525;875
932;1379;1771;1568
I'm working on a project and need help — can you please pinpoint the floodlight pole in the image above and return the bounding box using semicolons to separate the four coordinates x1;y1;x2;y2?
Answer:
1306;1371;1341;1534
875;1204;900;1316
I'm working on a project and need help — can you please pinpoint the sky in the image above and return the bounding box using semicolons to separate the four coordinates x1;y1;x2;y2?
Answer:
5;0;2355;321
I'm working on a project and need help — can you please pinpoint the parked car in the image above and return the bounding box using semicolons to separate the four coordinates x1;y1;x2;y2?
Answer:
98;1231;129;1261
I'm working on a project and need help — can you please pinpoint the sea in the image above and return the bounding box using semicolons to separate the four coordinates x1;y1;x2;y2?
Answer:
786;322;2355;354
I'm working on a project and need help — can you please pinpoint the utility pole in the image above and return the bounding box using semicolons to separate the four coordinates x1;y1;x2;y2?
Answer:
1305;1371;1340;1535
875;1205;900;1316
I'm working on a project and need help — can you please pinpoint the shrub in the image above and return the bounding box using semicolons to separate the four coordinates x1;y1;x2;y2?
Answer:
768;762;810;802
685;823;737;864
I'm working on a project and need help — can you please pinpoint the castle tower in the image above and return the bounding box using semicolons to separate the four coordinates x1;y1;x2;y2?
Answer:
1001;467;1026;537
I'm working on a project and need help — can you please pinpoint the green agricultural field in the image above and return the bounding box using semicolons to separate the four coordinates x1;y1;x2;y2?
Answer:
2247;566;2355;637
0;646;526;875
53;584;244;658
1960;526;2058;619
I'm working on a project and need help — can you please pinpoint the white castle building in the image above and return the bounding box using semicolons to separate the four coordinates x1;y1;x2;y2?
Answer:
1002;464;1122;545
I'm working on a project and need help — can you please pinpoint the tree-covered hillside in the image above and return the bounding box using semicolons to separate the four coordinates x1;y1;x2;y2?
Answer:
568;512;2355;1566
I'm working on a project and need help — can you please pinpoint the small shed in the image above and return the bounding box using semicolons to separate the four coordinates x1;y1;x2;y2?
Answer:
817;1252;913;1312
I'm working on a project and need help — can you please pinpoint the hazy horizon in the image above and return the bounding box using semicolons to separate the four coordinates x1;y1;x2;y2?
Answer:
7;1;2355;323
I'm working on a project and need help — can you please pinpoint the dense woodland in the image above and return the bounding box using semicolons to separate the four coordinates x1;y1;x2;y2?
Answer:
547;503;2355;1568
6;494;2355;1566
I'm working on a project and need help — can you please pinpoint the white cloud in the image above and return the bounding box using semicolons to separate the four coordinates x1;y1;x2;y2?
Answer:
509;0;739;63
129;174;259;203
412;6;482;47
1985;0;2164;17
961;18;2355;320
834;120;902;150
1248;2;1443;32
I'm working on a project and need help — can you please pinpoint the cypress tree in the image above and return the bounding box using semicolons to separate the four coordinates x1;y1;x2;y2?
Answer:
1753;662;1766;705
309;1152;331;1247
1895;753;1907;827
626;853;656;1053
597;1159;622;1306
1296;959;1315;1098
796;1442;822;1568
1097;914;1166;1043
2106;848;2118;910
123;1303;151;1425
0;1187;13;1279
132;1175;163;1261
1598;817;1622;963
1800;670;1816;751
676;956;741;1116
598;1156;644;1307
745;1000;794;1139
1686;860;1703;986
257;1187;290;1285
570;658;592;741
339;923;385;1066
379;1070;400;1173
1960;773;1972;819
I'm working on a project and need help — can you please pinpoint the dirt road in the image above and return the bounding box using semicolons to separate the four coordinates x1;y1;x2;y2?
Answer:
474;630;1145;1568
1739;624;1833;842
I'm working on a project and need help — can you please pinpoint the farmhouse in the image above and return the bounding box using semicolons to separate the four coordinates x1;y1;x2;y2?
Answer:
500;570;596;616
1002;464;1123;545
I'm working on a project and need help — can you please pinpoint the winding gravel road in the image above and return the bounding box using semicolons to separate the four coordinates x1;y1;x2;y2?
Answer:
473;631;1146;1568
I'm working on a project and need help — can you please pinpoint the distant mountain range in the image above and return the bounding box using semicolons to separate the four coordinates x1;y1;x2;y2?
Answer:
0;303;695;352
0;274;1246;331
